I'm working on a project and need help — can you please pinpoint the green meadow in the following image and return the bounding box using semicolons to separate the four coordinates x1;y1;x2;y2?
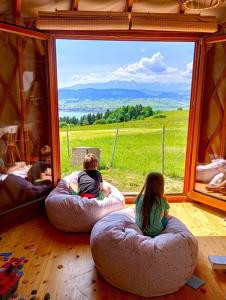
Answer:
60;110;189;194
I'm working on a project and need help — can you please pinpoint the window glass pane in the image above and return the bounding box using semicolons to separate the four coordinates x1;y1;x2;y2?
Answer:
195;41;226;201
0;31;52;214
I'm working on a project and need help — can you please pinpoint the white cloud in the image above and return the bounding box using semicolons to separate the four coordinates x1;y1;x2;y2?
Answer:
183;62;193;76
68;52;192;87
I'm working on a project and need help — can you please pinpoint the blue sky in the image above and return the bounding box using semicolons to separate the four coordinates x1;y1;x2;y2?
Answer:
56;40;194;88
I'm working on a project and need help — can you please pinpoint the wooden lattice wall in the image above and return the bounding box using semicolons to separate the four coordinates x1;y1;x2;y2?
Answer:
198;41;226;163
0;31;50;165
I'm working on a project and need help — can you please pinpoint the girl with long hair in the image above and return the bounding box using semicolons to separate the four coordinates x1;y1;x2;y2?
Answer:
135;172;171;237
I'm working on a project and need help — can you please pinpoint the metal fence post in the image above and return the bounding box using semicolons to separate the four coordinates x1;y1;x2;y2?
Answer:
110;128;119;168
66;126;70;158
162;125;165;175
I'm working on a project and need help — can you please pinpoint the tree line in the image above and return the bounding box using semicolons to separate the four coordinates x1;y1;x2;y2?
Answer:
59;104;155;127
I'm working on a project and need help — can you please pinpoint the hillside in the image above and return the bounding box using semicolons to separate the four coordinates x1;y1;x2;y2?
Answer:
60;110;189;193
69;80;191;94
58;80;190;113
58;88;148;100
58;87;189;101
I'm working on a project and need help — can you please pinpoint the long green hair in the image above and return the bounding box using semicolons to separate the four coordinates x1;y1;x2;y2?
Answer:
136;172;164;232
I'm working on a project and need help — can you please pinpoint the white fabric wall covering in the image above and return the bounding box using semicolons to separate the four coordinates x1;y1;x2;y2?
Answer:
78;0;127;12
132;0;180;14
21;0;70;18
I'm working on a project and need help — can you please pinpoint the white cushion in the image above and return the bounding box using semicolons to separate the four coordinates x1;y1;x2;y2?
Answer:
90;208;198;297
196;159;226;183
45;172;125;232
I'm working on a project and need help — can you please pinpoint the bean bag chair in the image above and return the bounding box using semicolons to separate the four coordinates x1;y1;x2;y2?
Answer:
0;174;51;214
45;172;125;232
91;208;198;297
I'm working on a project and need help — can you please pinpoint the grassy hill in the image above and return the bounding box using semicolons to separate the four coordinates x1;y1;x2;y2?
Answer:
60;110;189;193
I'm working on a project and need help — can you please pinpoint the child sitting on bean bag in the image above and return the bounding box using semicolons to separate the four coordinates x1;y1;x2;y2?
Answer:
69;153;110;200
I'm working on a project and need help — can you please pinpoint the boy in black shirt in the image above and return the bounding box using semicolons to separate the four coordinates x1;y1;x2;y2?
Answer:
70;153;110;199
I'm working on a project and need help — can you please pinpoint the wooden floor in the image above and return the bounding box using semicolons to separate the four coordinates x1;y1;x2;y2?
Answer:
195;182;226;202
1;202;226;300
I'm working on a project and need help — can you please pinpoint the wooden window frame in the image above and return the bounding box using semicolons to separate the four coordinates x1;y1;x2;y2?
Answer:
187;34;226;211
49;30;201;202
4;25;226;208
3;23;226;210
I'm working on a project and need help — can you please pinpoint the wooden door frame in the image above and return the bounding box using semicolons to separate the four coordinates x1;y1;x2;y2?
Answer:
0;23;48;39
0;24;57;181
183;41;200;194
47;37;61;186
48;31;200;200
187;34;226;211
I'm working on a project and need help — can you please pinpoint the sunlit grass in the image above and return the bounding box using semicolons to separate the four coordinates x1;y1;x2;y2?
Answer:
60;110;189;193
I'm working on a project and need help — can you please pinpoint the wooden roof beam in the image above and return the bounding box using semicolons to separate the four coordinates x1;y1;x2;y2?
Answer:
126;0;134;12
71;0;79;11
14;0;22;25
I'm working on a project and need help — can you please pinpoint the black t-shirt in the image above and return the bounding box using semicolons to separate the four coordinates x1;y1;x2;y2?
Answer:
78;170;103;196
28;161;49;183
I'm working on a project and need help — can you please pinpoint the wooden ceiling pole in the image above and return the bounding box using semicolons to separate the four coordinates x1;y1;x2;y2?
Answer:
126;0;134;12
219;43;226;157
14;0;22;25
178;0;185;13
71;0;79;11
16;37;30;162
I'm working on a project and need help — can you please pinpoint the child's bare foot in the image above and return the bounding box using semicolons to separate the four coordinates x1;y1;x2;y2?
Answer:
219;187;226;195
103;183;111;196
69;183;78;194
206;184;226;193
206;185;219;192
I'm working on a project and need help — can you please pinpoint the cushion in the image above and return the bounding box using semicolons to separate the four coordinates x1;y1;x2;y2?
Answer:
45;172;125;232
196;159;226;183
90;208;198;297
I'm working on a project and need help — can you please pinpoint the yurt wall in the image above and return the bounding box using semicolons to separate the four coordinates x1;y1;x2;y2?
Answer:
198;41;226;163
0;31;21;162
190;38;226;209
0;30;52;215
0;31;51;165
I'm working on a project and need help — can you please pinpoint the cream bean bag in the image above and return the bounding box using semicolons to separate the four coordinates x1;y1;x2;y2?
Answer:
91;208;198;297
45;172;125;232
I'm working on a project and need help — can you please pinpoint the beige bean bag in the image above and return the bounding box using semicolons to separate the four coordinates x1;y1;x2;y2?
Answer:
91;208;198;297
45;172;125;232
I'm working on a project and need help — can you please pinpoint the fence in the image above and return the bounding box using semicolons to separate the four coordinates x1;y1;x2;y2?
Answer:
60;125;187;194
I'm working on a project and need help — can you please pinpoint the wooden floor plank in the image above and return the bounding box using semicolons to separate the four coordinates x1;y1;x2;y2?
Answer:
0;202;226;300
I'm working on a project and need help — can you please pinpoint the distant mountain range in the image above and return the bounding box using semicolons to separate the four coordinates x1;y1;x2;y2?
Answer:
58;88;148;101
58;80;191;113
68;80;191;93
58;80;190;101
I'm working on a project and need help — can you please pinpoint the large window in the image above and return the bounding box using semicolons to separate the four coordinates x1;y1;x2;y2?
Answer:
56;40;194;194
